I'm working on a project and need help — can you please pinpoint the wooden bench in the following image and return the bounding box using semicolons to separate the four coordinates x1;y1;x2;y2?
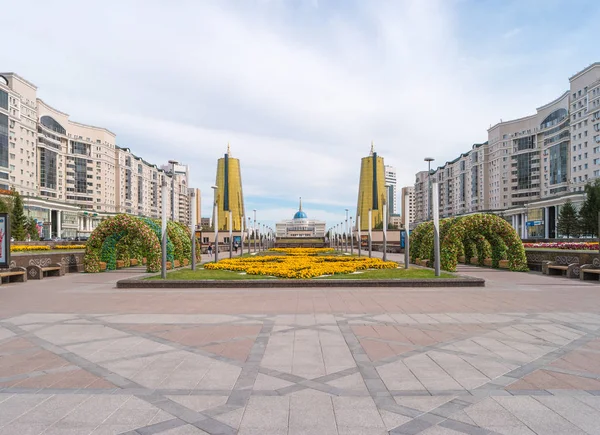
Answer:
26;263;64;280
0;267;27;284
543;261;579;278
580;265;600;281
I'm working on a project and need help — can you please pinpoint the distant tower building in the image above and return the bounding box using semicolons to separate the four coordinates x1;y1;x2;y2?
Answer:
385;165;397;215
214;144;245;231
401;186;415;224
356;142;386;231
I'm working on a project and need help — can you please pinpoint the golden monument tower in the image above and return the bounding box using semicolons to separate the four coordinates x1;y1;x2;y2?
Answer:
214;144;245;231
356;141;386;231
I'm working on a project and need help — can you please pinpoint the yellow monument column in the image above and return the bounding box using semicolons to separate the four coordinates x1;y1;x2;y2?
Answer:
356;142;386;231
214;144;245;231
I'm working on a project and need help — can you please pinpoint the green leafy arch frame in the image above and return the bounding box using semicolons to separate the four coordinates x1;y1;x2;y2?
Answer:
411;213;528;272
84;214;161;273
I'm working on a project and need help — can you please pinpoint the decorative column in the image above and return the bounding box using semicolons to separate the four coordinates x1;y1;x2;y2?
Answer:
544;207;549;239
57;211;62;239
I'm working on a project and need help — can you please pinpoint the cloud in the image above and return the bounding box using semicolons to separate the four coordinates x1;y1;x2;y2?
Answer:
2;0;597;228
502;27;522;39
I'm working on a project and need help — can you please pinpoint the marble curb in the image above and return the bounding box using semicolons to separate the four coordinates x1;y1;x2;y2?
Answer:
116;276;485;288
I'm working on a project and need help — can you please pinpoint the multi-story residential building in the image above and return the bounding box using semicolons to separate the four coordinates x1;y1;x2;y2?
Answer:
413;171;428;223
384;165;397;215
413;63;600;239
400;186;415;224
0;74;38;196
0;72;193;239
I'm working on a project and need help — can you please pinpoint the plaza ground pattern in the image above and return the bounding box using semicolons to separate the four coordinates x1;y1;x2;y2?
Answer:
2;252;600;434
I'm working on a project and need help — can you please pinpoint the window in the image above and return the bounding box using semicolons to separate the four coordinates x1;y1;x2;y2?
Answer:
0;90;8;110
0;114;8;168
40;116;66;135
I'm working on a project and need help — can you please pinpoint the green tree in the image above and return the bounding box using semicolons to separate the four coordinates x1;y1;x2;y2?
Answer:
25;217;40;241
557;200;579;238
11;192;26;241
579;179;600;237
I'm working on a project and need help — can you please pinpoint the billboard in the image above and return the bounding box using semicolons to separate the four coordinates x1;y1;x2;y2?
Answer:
0;213;10;268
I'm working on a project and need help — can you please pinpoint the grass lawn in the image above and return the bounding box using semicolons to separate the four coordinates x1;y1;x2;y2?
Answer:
318;268;456;279
147;268;277;280
148;267;456;280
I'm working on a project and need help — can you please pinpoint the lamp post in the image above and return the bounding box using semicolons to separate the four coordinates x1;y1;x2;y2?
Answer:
383;201;387;262
357;215;361;257
240;214;244;257
253;209;257;253
211;185;219;262
424;157;434;221
169;160;178;221
228;210;233;259
368;209;372;258
344;209;349;253
349;216;354;255
404;191;410;269
161;178;168;278
247;217;251;254
190;189;197;270
432;181;440;277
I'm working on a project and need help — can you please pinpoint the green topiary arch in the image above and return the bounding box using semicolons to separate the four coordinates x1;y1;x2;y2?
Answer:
440;214;528;272
84;214;161;273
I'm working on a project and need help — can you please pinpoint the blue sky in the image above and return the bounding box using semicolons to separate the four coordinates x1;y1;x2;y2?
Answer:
3;0;599;228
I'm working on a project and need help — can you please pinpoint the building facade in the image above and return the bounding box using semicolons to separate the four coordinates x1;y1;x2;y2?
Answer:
400;186;415;224
412;63;600;239
384;165;397;215
214;146;245;231
275;199;326;237
0;72;192;239
356;144;386;230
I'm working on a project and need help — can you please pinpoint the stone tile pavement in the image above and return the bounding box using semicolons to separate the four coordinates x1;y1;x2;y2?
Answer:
1;253;600;433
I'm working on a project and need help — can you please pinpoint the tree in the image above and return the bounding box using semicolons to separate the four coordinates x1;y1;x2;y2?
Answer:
557;200;579;238
11;192;26;241
25;217;40;241
579;179;600;237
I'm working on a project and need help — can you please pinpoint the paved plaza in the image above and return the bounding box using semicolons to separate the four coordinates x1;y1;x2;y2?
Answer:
2;254;600;434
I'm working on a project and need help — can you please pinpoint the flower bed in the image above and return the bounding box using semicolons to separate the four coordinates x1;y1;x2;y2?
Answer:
11;244;86;252
269;248;334;256
523;242;598;250
205;249;397;279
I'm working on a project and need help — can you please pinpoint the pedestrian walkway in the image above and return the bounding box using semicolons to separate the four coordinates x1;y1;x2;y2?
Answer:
1;252;600;434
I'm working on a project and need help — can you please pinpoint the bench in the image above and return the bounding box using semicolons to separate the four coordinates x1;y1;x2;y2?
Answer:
580;265;600;281
542;260;579;278
26;263;64;280
0;267;27;284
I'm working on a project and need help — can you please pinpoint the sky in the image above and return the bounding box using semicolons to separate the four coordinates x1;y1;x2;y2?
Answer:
2;0;600;228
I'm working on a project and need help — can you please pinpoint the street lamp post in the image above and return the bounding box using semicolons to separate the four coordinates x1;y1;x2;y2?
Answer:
345;209;349;253
253;210;257;253
383;201;387;262
247;217;251;255
211;185;219;262
190;189;197;271
169;160;178;221
432;181;441;277
229;210;233;259
404;191;410;269
240;214;244;257
161;178;168;279
349;216;354;256
357;215;361;257
368;209;372;258
424;157;434;221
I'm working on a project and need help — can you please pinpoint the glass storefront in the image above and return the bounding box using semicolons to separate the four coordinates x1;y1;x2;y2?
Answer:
526;208;545;238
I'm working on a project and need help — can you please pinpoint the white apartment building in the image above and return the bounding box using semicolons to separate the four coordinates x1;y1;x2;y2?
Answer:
413;171;429;223
0;72;192;239
384;165;397;215
413;62;600;239
400;186;415;224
